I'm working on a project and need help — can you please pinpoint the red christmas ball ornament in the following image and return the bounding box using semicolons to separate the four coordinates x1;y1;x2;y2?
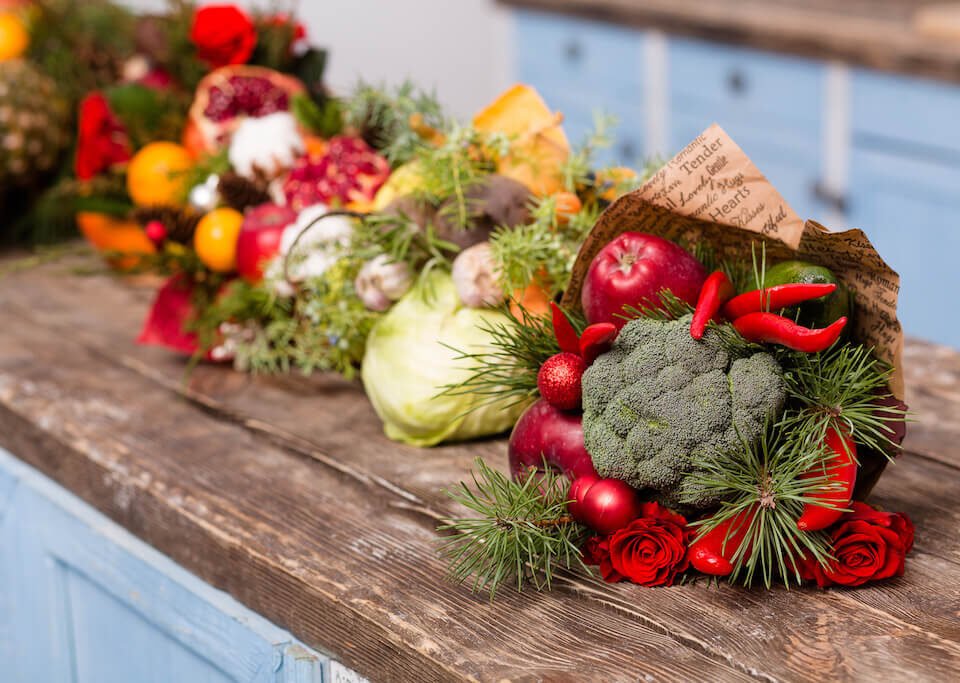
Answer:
537;352;586;411
144;220;168;247
568;475;640;534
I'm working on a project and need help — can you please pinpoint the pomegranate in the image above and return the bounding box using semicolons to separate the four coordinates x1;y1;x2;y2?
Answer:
282;136;391;211
236;203;297;282
185;65;306;154
582;232;707;328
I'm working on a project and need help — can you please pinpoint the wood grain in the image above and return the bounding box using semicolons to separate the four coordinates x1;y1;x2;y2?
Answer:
500;0;960;85
1;252;960;681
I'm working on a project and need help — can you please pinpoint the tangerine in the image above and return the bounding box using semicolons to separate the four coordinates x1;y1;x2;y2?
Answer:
0;13;29;61
126;141;193;207
194;208;244;273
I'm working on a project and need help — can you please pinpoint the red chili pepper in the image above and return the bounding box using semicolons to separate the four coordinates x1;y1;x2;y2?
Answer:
723;282;837;320
579;323;617;365
688;506;757;576
733;313;847;353
796;427;858;532
690;270;735;340
549;301;580;355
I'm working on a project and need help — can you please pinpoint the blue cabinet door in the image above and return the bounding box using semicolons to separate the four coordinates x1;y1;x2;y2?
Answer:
0;449;334;683
513;9;645;168
668;38;826;222
847;148;960;348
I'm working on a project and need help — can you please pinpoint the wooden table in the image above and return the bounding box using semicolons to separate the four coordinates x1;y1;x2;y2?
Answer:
502;0;960;85
1;251;959;682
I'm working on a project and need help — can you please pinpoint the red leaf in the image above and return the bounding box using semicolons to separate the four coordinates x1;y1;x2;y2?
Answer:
137;274;201;356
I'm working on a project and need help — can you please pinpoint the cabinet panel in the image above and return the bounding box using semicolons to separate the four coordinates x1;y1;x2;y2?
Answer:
852;70;960;158
0;449;328;683
847;148;960;347
669;39;822;128
514;9;644;166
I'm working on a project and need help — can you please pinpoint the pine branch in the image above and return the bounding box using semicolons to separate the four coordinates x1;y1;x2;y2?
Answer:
621;288;694;322
438;302;583;411
778;344;906;458
439;458;588;598
682;420;835;588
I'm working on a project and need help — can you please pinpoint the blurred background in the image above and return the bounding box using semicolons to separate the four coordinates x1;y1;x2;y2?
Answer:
6;0;960;347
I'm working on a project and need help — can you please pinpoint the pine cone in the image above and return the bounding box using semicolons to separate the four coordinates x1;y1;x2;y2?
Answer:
218;172;271;212
132;206;200;245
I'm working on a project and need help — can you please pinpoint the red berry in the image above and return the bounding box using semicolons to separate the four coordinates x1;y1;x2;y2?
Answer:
145;220;168;246
537;352;585;411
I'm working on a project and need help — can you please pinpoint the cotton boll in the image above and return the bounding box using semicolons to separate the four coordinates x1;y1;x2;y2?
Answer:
228;112;305;179
451;242;505;308
262;203;355;294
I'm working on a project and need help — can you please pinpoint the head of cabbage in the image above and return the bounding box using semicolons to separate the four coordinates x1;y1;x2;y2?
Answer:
361;269;528;446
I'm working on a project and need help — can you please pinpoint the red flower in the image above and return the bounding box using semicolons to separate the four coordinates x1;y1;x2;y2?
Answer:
799;502;914;588
190;5;257;68
582;502;690;587
75;92;131;180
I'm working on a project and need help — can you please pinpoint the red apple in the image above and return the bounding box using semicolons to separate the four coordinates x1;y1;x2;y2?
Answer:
235;203;297;282
581;232;707;328
568;475;640;534
508;399;597;481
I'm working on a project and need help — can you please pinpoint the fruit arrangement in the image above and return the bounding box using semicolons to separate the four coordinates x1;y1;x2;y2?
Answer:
441;135;913;594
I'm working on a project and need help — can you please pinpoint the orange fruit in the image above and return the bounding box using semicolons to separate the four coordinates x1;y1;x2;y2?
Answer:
194;208;244;273
0;13;29;61
509;279;552;320
126;141;193;207
552;191;582;224
76;211;155;270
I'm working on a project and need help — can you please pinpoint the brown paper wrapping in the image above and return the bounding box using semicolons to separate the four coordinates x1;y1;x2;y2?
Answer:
562;123;904;399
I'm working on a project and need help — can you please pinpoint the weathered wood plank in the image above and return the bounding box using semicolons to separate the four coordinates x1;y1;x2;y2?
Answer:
499;0;960;86
2;254;960;681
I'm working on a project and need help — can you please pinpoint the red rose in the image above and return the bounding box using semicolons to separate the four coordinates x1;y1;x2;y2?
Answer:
583;502;690;587
190;5;257;68
75;92;131;180
800;502;914;588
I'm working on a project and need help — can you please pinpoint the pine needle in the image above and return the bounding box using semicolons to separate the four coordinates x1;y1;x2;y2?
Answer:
439;458;588;598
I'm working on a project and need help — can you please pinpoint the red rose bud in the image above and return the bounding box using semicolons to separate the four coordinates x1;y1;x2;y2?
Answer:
568;475;640;534
607;510;690;587
537;352;585;412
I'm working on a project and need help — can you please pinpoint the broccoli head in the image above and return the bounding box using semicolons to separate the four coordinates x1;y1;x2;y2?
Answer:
581;313;785;510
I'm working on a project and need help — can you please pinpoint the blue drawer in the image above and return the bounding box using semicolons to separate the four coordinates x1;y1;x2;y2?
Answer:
669;38;823;130
515;9;644;101
852;69;960;159
847;147;960;347
514;10;645;166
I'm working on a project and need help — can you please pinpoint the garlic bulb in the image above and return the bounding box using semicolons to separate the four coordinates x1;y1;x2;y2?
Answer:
355;254;413;312
451;242;505;308
228;112;305;179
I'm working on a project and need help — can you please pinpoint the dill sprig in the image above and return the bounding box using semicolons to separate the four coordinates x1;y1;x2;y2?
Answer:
439;303;583;410
683;421;835;588
439;458;589;598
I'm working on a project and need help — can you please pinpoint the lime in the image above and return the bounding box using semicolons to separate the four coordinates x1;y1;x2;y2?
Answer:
762;260;851;329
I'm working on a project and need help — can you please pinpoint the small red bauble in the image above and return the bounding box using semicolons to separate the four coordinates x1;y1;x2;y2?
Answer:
144;220;168;247
568;475;640;534
537;352;586;411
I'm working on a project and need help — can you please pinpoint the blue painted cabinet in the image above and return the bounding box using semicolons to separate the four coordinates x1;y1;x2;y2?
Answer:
0;448;357;683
